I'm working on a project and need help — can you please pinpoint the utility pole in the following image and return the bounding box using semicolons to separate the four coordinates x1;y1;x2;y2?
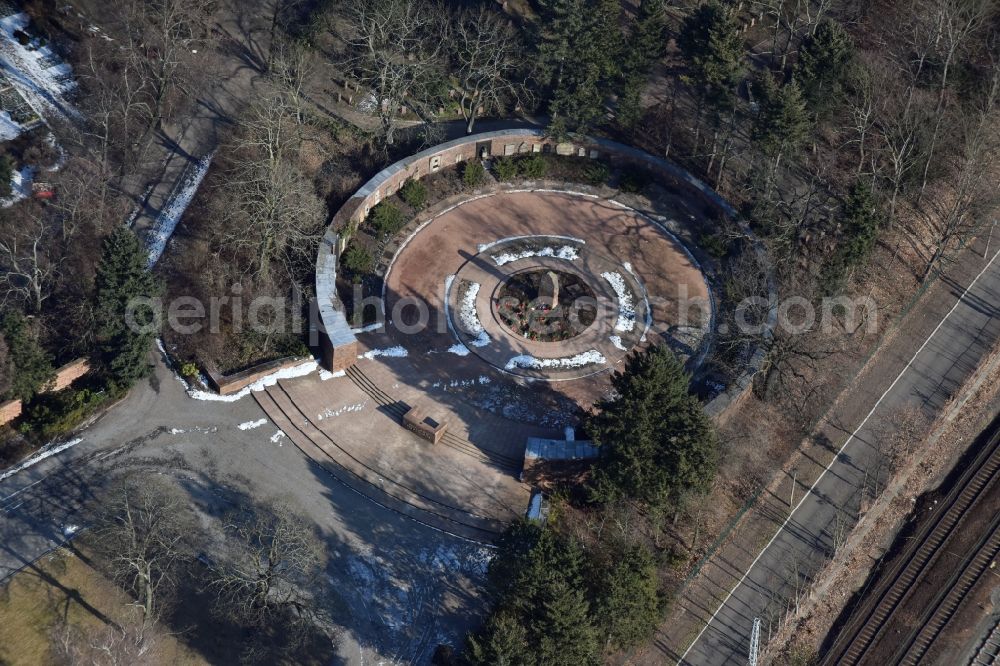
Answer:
748;617;761;666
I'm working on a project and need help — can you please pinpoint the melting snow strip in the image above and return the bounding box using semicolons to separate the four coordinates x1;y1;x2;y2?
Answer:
359;345;408;360
237;419;268;431
0;438;82;483
505;350;607;371
146;152;215;267
602;271;636;332
491;245;579;266
186;360;320;402
477;234;585;253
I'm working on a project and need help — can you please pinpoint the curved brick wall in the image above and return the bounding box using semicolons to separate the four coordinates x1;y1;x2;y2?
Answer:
315;129;776;416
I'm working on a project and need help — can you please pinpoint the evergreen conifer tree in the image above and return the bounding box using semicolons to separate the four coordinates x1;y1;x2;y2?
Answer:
587;346;717;508
94;227;161;390
0;310;54;402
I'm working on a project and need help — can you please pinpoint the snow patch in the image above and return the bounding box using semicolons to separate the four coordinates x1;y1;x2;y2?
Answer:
0;110;24;141
430;376;491;389
458;282;491;347
0;438;83;483
504;350;606;371
351;322;384;334
602;271;636;332
270;430;286;444
319;369;346;381
491;245;579;266
609;335;627;351
359;345;408;360
0;12;80;123
237;419;268;431
447;343;470;356
146;152;215;266
317;401;366;421
477;235;585;253
186;360;320;402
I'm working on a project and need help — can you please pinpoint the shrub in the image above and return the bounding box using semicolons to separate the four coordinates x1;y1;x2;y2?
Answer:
494;157;517;182
619;167;650;194
399;178;428;210
20;384;111;441
518;154;547;179
700;233;728;259
13;29;29;46
584;162;610;186
369;202;405;239
180;362;200;378
463;161;486;189
0;154;14;198
342;243;374;275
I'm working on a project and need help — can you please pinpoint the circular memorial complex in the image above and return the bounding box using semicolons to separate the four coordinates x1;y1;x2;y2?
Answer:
385;190;710;384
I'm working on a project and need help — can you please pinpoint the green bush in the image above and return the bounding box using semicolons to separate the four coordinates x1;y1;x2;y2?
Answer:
463;161;486;189
180;362;200;378
0;154;15;199
20;385;111;441
399;179;428;210
518;154;547;179
494;157;517;182
619;167;650;194
342;243;374;275
584;161;610;186
369;202;406;239
700;233;728;259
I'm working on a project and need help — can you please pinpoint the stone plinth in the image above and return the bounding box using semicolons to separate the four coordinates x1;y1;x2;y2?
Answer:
403;406;448;444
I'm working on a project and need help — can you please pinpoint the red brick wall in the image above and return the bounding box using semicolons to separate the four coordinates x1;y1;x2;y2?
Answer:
0;358;92;426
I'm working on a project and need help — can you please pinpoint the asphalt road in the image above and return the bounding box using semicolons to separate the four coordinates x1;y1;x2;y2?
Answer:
679;246;1000;665
0;357;491;664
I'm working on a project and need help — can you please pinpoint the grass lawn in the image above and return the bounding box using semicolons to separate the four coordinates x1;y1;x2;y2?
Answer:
0;545;207;665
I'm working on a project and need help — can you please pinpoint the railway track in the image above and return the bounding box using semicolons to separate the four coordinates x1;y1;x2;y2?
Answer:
972;619;1000;666
821;419;1000;666
345;365;524;473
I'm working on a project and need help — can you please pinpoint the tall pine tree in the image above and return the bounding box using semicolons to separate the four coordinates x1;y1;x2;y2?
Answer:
678;1;744;110
0;311;54;402
587;346;717;508
617;0;669;130
94;227;161;390
537;0;624;135
536;579;599;666
591;543;663;650
466;611;536;666
822;179;884;293
796;19;854;114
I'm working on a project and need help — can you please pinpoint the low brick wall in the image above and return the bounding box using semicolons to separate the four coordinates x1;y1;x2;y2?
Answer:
0;399;21;425
203;356;312;396
0;357;92;426
50;358;89;392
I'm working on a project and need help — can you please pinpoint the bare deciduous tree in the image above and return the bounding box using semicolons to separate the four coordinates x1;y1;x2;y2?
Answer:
335;0;444;145
91;477;195;627
448;6;529;134
0;207;61;313
216;90;325;280
209;501;326;631
123;0;211;158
